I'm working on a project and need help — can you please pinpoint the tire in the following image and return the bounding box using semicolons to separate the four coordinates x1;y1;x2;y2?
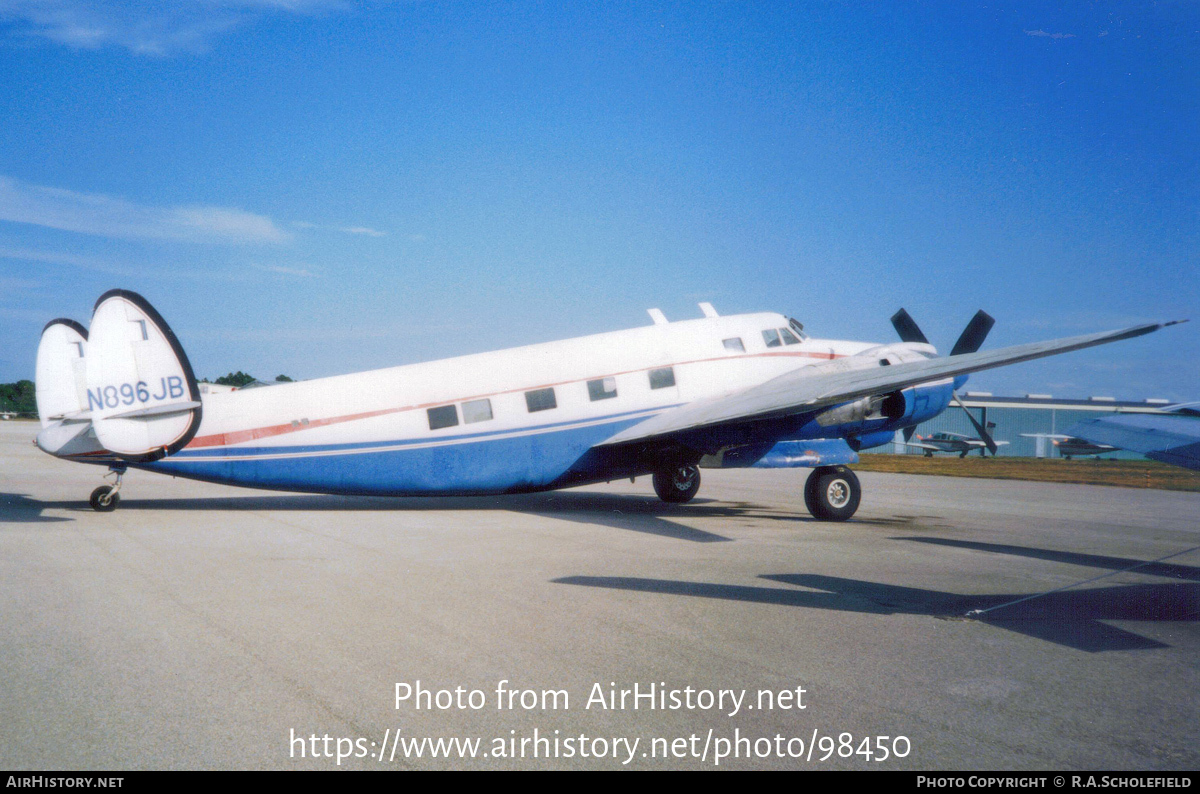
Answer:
89;486;120;512
652;464;701;504
803;466;861;521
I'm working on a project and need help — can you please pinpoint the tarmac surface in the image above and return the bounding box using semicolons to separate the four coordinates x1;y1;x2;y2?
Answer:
2;420;1198;770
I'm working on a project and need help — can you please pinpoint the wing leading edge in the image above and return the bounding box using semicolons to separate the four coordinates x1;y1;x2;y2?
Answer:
600;320;1184;448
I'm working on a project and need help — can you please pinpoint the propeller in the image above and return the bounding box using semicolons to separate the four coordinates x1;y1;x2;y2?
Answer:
953;390;998;455
889;309;929;345
890;308;999;451
949;310;996;356
890;308;995;356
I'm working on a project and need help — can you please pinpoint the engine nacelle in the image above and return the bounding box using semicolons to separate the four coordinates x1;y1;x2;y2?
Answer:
876;382;954;429
814;395;883;428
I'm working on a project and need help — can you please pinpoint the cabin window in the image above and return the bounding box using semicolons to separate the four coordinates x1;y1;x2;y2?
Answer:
587;377;617;401
427;404;459;430
462;398;493;423
649;367;676;390
762;329;781;348
780;328;800;345
525;387;557;412
722;337;745;352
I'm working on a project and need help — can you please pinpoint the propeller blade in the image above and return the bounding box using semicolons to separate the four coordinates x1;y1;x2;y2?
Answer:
903;425;917;442
953;391;998;455
949;310;996;356
890;308;930;345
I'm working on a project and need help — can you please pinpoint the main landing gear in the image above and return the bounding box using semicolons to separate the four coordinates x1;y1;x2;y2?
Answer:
650;462;861;522
803;465;861;522
89;466;125;512
653;464;701;504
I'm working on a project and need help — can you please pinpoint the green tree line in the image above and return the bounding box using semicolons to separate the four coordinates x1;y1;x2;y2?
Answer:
0;380;36;414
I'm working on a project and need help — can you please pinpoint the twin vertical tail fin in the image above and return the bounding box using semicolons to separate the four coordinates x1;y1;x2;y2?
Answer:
35;290;202;462
36;319;90;426
85;290;202;461
35;319;96;456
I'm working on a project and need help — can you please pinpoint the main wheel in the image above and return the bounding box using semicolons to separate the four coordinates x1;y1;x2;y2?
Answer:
89;486;120;512
803;466;860;521
653;464;701;504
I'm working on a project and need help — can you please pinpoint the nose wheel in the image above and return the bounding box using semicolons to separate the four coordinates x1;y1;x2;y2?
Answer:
653;464;701;504
804;465;860;521
89;467;125;512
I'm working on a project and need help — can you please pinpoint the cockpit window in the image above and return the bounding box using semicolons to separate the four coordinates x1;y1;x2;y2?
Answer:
779;328;800;345
762;329;781;348
787;318;808;341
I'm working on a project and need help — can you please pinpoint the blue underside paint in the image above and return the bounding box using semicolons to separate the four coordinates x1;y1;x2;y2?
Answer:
143;413;656;496
750;439;859;468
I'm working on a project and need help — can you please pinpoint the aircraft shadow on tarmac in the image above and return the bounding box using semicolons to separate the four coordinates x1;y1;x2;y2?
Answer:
897;537;1200;582
554;572;1200;653
0;494;73;523
0;490;823;543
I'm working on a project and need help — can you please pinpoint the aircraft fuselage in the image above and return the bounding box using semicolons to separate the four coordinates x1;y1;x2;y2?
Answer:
62;311;949;496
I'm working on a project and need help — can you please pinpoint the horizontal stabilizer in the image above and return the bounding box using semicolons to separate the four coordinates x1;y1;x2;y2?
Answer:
105;400;202;420
35;419;104;458
85;290;202;461
44;410;92;423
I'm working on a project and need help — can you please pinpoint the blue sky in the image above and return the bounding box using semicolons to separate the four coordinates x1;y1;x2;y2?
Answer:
0;1;1196;400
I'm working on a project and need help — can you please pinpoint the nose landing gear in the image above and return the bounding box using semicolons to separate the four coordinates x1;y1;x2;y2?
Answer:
89;466;125;512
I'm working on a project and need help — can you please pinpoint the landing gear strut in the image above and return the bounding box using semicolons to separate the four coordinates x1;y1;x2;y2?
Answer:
803;465;861;521
89;466;125;512
653;464;701;504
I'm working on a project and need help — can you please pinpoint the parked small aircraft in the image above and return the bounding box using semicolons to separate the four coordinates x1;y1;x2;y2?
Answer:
906;431;1010;458
1019;433;1118;460
34;290;1182;520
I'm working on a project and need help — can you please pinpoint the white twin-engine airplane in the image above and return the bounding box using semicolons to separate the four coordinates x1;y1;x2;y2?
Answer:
35;290;1181;521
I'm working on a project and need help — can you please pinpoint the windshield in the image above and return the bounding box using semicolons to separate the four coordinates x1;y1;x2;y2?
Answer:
787;317;808;341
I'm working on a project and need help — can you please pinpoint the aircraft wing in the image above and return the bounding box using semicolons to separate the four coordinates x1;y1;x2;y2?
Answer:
1068;413;1200;472
601;321;1180;448
900;441;942;452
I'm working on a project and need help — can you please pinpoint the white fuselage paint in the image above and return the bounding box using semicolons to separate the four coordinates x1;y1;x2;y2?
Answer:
184;312;885;457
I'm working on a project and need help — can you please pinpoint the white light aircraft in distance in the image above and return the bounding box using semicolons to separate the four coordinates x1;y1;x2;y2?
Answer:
905;431;1011;458
35;290;1183;521
1019;433;1118;460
